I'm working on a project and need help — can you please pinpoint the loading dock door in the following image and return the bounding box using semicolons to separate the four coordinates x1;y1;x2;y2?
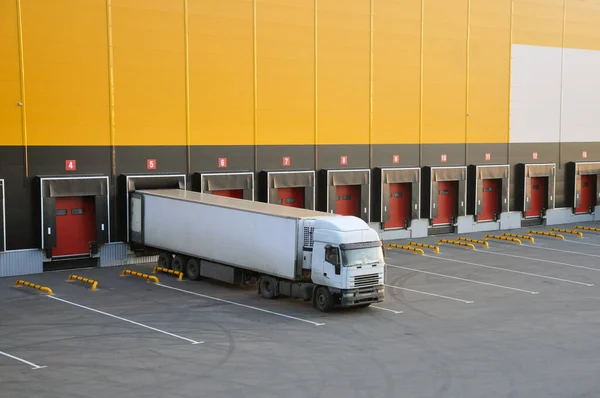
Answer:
385;183;411;229
211;189;243;199
526;177;548;218
335;185;361;217
54;196;97;257
480;179;502;221
576;174;597;214
276;187;305;208
434;181;458;225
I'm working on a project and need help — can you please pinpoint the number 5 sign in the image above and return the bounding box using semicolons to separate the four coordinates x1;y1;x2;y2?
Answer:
147;159;157;170
65;160;77;171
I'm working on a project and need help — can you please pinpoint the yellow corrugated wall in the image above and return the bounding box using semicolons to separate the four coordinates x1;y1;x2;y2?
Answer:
2;0;600;148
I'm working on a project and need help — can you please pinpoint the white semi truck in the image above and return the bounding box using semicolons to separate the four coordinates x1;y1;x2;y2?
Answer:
129;189;385;312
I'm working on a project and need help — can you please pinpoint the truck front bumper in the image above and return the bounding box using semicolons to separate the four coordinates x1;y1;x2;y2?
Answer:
340;285;384;306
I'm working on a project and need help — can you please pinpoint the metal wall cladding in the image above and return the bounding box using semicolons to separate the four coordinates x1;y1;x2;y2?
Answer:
0;249;43;277
99;242;157;267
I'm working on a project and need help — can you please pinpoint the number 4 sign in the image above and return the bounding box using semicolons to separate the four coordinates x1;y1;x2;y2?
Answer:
65;160;76;171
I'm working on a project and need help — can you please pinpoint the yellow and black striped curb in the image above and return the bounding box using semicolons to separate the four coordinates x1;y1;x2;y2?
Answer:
549;228;583;238
455;237;489;248
67;274;98;291
407;242;440;253
574;226;600;233
121;269;160;284
484;234;522;245
15;280;53;295
437;239;475;250
528;230;565;240
502;233;534;243
153;266;184;281
386;243;424;255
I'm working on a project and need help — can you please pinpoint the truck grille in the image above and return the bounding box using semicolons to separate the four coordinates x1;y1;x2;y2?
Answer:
354;273;380;288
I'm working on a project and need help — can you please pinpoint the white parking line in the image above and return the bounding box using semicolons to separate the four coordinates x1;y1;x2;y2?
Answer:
521;243;600;259
423;254;594;287
155;283;325;326
384;284;474;304
563;239;600;248
481;249;600;273
0;350;46;370
387;263;539;295
47;296;203;345
371;305;403;314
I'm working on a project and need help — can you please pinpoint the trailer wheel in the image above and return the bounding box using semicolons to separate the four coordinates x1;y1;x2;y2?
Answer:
186;258;201;281
157;252;172;269
314;287;333;313
259;276;277;299
172;255;186;274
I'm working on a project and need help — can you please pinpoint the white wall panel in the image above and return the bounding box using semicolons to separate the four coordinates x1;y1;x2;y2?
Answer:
561;48;600;143
509;44;562;143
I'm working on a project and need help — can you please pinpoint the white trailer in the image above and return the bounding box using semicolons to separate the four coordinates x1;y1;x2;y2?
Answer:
129;189;385;312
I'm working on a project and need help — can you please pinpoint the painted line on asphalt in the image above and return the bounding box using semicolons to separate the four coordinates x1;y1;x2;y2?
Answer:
521;243;600;259
155;283;325;326
384;284;474;304
387;263;538;295
371;305;403;314
47;295;203;345
0;350;46;370
562;239;600;248
482;249;600;273
423;254;594;287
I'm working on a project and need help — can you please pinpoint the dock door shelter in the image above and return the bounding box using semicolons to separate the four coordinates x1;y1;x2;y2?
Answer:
38;176;109;259
260;170;315;210
566;161;600;214
373;167;420;230
121;173;186;242
516;163;556;218
0;179;5;252
194;172;254;200
422;166;467;226
467;165;509;222
319;169;371;223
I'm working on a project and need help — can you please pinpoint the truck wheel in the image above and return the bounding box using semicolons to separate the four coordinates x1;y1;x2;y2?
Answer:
259;276;277;299
186;258;201;281
158;252;172;269
172;255;186;274
314;287;333;313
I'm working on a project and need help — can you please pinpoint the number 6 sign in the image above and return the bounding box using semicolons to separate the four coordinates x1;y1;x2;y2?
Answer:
218;157;227;168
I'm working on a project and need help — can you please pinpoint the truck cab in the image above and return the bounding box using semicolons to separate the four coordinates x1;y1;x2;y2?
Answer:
304;217;385;312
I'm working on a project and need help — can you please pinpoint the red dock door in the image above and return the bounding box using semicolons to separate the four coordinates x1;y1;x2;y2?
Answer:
211;189;243;199
576;174;597;214
480;178;501;221
385;183;411;229
276;187;305;208
54;196;96;257
526;176;547;217
335;185;361;217
433;181;458;225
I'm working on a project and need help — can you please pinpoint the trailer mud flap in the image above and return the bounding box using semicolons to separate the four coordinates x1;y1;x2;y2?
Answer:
467;165;509;220
373;167;420;226
194;172;254;200
319;169;371;223
516;163;556;216
566;161;600;212
260;170;315;210
422;166;467;222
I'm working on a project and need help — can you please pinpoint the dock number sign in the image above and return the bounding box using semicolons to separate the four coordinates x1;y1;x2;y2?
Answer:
147;159;156;170
65;160;76;171
218;158;227;168
282;156;291;167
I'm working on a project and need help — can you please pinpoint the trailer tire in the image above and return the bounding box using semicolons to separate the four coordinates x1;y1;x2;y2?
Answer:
259;276;277;299
172;255;186;274
158;252;172;269
186;258;201;281
314;286;334;313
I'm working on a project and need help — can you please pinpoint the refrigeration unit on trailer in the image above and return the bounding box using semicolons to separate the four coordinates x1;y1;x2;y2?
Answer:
129;189;385;312
567;162;600;214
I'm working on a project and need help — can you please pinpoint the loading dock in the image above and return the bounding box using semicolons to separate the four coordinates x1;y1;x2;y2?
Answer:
39;176;110;259
0;179;5;252
566;162;600;214
319;169;370;222
259;171;315;210
373;168;420;230
516;163;556;219
121;174;186;242
193;172;254;200
422;166;467;227
467;165;509;222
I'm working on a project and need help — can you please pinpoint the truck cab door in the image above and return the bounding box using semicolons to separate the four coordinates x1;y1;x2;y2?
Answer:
315;244;343;288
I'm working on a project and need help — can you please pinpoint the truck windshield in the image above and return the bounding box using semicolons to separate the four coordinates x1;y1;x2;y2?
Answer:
341;247;384;267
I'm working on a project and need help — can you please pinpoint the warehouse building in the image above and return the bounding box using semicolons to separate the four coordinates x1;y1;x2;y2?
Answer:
1;0;600;276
